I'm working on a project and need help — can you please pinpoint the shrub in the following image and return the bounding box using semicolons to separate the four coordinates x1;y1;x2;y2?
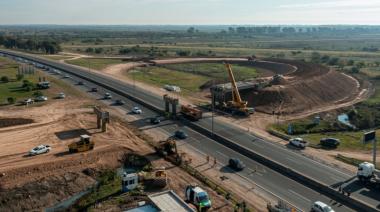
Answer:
16;74;24;81
7;97;16;104
1;76;9;83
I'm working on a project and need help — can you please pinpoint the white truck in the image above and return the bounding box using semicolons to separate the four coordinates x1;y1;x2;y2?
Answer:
185;185;211;211
357;162;380;187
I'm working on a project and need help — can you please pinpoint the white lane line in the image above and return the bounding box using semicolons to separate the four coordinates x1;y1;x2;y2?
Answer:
288;189;311;202
286;157;301;164
216;151;229;159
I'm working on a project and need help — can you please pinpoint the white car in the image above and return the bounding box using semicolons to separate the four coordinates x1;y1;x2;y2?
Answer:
104;93;112;99
311;201;334;212
289;137;307;148
29;145;51;156
23;98;34;105
132;106;142;114
63;75;71;78
35;96;48;102
57;92;66;99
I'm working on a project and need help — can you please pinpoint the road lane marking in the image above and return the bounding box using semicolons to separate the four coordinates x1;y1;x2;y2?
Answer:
288;189;311;202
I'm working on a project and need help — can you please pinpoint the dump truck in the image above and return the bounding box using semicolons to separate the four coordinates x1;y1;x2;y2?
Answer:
68;134;94;153
185;185;211;211
357;162;380;188
181;105;203;121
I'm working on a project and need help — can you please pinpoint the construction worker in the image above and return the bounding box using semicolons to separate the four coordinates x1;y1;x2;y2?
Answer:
206;155;210;163
213;157;217;167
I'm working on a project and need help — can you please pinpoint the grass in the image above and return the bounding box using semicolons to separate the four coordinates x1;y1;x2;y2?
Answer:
0;57;41;104
301;130;380;151
335;154;380;169
67;58;126;70
163;63;258;81
74;170;121;210
127;66;210;94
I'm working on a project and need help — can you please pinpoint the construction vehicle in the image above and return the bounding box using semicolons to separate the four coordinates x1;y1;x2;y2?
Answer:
68;134;94;153
222;63;255;116
154;138;182;165
357;162;380;188
185;185;212;211
139;168;168;188
181;105;203;121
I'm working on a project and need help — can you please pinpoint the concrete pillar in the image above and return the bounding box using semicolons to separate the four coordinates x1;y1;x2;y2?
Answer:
165;101;170;113
102;119;107;132
97;117;101;129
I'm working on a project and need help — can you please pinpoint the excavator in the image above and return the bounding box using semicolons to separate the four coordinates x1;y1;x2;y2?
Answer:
222;63;255;116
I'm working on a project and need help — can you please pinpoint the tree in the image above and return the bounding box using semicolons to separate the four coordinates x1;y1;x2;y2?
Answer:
86;47;94;53
187;27;195;34
16;74;24;81
328;57;340;66
311;52;321;63
351;67;360;73
1;76;9;83
7;97;16;104
347;60;355;66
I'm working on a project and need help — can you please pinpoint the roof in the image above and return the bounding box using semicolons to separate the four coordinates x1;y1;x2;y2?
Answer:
193;186;205;193
148;190;195;212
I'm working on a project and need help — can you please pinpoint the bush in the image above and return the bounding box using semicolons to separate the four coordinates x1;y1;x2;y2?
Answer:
16;74;24;81
1;76;9;83
7;97;16;104
33;91;43;97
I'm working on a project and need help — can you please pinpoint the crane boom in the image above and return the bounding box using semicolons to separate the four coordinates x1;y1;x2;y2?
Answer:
225;63;243;103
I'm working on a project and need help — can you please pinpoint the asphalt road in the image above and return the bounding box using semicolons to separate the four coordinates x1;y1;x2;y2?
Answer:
0;49;374;211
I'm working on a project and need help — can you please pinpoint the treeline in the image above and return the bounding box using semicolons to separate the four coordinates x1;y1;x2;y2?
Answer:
0;35;61;54
219;26;380;35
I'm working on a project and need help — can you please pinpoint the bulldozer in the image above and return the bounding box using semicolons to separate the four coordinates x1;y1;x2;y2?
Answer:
68;134;95;153
180;105;203;121
222;63;255;116
154;138;182;165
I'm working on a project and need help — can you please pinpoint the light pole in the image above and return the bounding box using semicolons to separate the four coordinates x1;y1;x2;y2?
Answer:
211;79;215;136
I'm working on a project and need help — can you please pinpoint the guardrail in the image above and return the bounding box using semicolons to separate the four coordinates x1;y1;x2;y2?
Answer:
1;49;376;212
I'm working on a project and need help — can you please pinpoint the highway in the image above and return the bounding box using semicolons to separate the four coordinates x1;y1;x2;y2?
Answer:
0;49;375;211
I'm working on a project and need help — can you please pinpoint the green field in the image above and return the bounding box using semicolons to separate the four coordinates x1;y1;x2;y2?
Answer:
127;66;209;94
67;58;126;70
163;63;258;81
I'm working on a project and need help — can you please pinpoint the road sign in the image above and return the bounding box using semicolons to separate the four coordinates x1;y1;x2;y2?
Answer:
363;131;376;144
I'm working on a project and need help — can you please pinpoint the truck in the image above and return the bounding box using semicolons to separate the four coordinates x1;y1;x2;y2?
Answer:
181;105;203;121
357;162;380;187
185;185;211;211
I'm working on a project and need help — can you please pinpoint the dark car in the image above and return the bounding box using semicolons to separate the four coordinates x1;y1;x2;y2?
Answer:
114;99;125;105
91;87;98;92
228;158;245;171
174;130;188;139
320;138;340;148
150;117;161;125
78;81;84;85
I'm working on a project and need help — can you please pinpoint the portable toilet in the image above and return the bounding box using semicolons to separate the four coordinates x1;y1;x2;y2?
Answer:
122;172;138;192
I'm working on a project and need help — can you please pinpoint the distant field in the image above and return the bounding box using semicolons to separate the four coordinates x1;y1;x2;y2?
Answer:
66;58;125;70
127;66;209;94
163;63;258;81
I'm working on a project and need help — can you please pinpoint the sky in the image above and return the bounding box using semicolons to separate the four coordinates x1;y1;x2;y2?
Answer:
1;0;380;25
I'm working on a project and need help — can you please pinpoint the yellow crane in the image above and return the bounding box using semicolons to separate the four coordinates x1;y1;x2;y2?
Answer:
223;63;255;115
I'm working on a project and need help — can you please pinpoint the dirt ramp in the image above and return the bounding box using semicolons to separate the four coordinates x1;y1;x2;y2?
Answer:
245;61;359;114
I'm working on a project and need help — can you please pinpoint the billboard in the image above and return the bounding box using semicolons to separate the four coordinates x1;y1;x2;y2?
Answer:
363;131;376;144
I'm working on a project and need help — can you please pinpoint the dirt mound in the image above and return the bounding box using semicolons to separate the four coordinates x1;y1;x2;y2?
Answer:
244;60;360;114
0;118;34;128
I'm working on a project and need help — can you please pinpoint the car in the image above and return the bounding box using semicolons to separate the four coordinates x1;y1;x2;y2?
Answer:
174;130;188;139
114;99;125;105
150;117;161;124
320;138;340;148
91;87;98;92
228;158;246;171
57;92;66;99
289;137;307;148
29;145;51;156
78;81;84;85
104;93;112;99
132;106;142;114
35;96;48;102
23;98;34;105
63;74;71;78
311;201;334;212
